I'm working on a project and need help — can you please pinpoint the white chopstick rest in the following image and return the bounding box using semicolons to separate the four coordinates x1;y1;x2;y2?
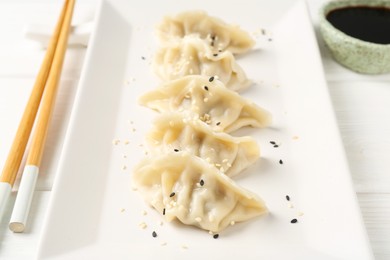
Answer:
24;21;92;47
0;182;12;220
9;165;39;233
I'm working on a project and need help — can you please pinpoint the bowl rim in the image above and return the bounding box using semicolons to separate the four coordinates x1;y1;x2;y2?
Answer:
319;0;390;48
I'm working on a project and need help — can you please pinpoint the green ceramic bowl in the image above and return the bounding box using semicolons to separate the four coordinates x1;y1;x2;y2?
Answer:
319;0;390;74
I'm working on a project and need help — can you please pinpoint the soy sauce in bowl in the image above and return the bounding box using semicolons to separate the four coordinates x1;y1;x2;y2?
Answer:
326;6;390;44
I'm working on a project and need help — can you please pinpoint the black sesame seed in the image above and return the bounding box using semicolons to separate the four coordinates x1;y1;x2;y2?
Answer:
211;35;216;40
270;141;276;145
170;192;175;197
141;56;146;60
218;49;222;52
152;231;157;237
279;159;283;165
213;54;218;57
163;208;166;215
273;145;279;148
286;195;290;201
213;234;219;239
209;76;214;82
204;86;209;91
290;219;298;224
199;179;204;186
174;149;179;152
211;41;214;47
216;122;221;126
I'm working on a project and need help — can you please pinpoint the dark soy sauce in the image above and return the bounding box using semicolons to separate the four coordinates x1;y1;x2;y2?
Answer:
326;6;390;44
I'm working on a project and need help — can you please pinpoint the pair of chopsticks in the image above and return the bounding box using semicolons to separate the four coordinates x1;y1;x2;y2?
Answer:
0;0;76;233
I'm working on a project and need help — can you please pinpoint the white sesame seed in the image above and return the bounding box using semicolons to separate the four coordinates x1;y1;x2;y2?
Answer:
208;230;214;235
112;139;120;145
226;163;232;167
159;221;164;226
169;121;174;127
181;245;188;249
142;210;147;216
120;208;125;213
124;140;129;145
195;217;202;222
122;165;127;170
161;242;167;246
287;202;294;208
230;220;235;226
298;211;304;216
215;163;221;167
203;97;209;102
139;222;147;229
222;159;229;163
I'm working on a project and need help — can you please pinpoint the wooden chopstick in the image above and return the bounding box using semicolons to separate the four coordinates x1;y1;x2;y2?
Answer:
26;0;76;167
0;0;71;222
7;0;76;233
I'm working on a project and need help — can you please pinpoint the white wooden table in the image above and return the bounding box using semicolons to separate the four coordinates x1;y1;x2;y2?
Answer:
0;0;389;259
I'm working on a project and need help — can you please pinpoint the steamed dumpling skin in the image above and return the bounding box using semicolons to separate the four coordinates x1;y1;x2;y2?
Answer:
153;35;252;92
132;153;267;232
139;75;272;133
157;10;255;54
146;112;260;177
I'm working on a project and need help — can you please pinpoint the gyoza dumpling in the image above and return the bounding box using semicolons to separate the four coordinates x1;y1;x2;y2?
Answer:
132;153;267;232
139;75;271;133
146;112;260;177
157;10;255;54
153;35;251;92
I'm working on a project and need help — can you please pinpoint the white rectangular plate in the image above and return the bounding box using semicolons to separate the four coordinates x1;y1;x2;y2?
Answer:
37;0;373;259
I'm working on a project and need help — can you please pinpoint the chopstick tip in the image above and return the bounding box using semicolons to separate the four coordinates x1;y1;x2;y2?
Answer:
9;222;25;233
